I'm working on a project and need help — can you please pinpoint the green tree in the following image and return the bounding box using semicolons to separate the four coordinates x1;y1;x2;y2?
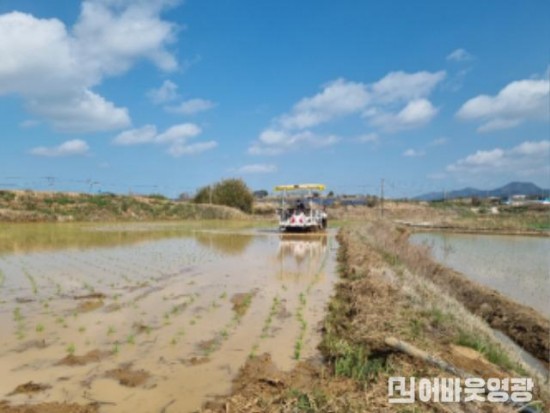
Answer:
194;179;253;213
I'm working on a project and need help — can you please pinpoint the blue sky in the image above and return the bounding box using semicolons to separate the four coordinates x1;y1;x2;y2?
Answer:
0;0;548;198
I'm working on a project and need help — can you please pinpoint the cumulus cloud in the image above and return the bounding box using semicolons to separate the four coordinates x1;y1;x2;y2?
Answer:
28;90;130;133
147;80;179;104
249;129;340;155
370;71;445;104
446;140;550;178
403;148;425;157
456;78;549;132
446;48;473;62
30;139;90;157
356;133;379;143
365;99;438;132
166;98;217;115
234;164;277;174
279;79;369;130
112;123;215;157
249;70;445;155
168;140;217;157
0;0;180;132
112;124;158;145
155;123;202;143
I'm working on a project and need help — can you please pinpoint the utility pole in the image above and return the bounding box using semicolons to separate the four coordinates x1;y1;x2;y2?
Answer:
209;185;212;204
380;178;384;218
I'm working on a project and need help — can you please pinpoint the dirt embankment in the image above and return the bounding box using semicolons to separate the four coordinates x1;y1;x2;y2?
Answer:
371;222;549;363
203;222;549;412
0;190;248;222
330;201;550;236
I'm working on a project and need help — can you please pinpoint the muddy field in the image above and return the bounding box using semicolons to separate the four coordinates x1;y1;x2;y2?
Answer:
202;221;549;412
0;224;337;412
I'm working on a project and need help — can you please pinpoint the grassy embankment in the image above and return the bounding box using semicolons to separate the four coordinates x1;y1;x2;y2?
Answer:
203;220;549;412
328;200;550;235
0;190;248;222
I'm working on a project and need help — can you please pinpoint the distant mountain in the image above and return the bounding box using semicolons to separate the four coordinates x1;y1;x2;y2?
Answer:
414;182;550;201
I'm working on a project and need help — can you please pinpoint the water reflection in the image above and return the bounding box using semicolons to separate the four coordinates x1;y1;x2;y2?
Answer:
0;225;338;413
277;233;328;280
410;232;550;318
0;222;255;255
194;231;255;255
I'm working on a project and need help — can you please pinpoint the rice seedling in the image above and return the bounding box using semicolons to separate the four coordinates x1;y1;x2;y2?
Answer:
35;323;44;333
249;343;260;358
261;296;281;339
66;343;76;355
22;268;38;295
0;268;5;288
127;334;135;345
294;292;308;360
107;326;116;336
13;307;23;322
78;326;86;333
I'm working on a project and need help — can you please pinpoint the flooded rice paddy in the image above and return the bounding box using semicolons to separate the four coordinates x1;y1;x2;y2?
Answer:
410;232;550;318
0;223;338;412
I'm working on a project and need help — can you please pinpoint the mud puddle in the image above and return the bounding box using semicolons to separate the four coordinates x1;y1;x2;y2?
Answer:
0;225;337;412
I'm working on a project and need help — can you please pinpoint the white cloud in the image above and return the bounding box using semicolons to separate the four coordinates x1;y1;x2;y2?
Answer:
512;140;550;155
112;124;157;145
113;123;215;157
235;164;277;174
365;99;438;132
155;123;202;143
147;80;178;104
0;0;180;132
168;140;217;157
249;129;340;155
370;71;446;104
27;90;131;132
30;139;90;157
403;148;425;157
166;98;217;115
456;78;549;132
73;0;179;75
446;140;550;178
279;79;369;130
446;48;473;62
249;70;445;155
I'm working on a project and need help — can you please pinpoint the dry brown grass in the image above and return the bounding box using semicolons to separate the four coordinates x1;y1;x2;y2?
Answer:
361;220;550;364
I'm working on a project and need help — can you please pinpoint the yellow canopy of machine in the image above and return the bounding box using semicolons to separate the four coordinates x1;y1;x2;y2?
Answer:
274;184;326;192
